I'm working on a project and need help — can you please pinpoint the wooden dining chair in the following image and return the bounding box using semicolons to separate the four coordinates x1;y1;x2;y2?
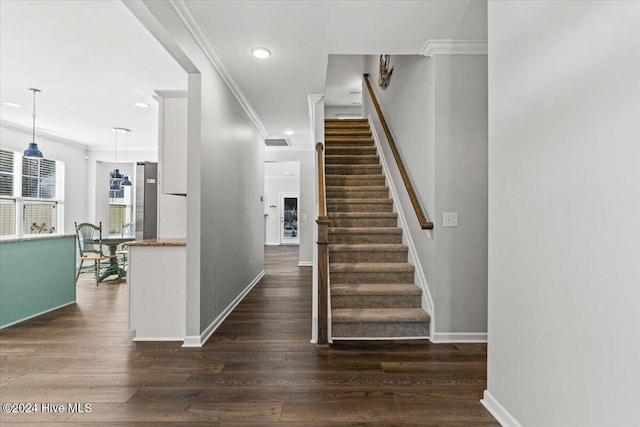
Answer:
117;222;135;270
75;222;115;285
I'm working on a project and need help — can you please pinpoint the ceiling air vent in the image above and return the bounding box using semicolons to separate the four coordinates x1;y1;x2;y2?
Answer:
265;138;289;147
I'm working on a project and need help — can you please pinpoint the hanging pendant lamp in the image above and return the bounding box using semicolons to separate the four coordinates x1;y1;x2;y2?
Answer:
110;127;130;183
23;88;44;159
120;127;132;186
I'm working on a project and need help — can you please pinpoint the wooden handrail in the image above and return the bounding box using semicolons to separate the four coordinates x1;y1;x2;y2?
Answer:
316;142;326;216
315;141;329;345
363;74;434;230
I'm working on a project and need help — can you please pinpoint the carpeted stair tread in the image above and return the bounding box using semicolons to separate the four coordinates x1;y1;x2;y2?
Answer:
326;130;372;137
325;137;375;144
327;198;391;204
328;212;397;218
327;185;389;191
330;262;415;273
326;175;386;186
332;308;430;323
325;118;367;123
326;164;382;174
325;146;377;155
325;155;380;165
329;243;408;252
329;227;401;234
331;283;422;296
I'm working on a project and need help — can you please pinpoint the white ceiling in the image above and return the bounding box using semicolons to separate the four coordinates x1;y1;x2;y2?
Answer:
0;1;486;152
186;0;487;148
0;0;186;151
265;161;300;179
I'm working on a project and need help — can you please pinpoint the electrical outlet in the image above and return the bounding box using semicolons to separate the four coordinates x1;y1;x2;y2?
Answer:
250;259;253;270
443;212;458;227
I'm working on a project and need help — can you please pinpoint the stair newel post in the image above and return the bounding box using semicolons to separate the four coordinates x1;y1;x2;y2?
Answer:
316;216;330;344
316;142;329;344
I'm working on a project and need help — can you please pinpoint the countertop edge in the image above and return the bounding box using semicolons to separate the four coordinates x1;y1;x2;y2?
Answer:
0;233;76;243
126;238;186;247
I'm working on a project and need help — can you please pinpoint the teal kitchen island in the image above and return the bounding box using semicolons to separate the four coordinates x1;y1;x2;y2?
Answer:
0;234;76;328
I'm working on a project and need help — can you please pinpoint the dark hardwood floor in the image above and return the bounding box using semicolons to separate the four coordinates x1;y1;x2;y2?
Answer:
0;245;497;425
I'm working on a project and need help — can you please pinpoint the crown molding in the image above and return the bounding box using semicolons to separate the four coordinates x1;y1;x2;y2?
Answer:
169;0;269;139
0;120;88;151
420;39;487;57
307;94;324;147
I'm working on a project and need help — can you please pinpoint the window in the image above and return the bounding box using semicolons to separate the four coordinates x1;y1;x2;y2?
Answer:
0;150;14;196
22;158;56;199
0;149;64;236
23;201;57;234
0;199;16;235
109;205;126;235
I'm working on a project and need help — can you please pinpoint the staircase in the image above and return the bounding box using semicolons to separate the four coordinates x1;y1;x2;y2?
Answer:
324;118;431;339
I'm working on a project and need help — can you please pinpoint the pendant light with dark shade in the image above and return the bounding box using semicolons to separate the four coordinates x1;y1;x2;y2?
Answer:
23;88;44;159
109;127;131;197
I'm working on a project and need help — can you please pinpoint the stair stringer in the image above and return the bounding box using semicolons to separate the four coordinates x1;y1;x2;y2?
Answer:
368;114;435;340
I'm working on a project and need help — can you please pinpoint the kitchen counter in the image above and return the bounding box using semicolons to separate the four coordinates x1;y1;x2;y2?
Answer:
0;233;76;243
127;238;186;342
0;234;76;328
126;238;186;247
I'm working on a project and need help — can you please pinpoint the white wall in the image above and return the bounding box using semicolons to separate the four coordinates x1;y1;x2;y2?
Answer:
264;176;300;245
485;2;640;426
265;150;314;265
363;53;488;338
0;125;88;235
94;161;135;232
86;149;157;226
325;106;362;118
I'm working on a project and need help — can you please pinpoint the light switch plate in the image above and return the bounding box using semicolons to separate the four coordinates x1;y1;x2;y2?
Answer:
443;212;458;227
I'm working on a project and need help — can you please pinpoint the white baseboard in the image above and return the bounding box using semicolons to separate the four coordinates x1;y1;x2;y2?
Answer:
265;242;280;246
332;336;429;341
182;336;202;347
298;261;312;267
181;270;266;348
0;301;76;329
431;332;487;343
481;390;523;427
133;337;183;342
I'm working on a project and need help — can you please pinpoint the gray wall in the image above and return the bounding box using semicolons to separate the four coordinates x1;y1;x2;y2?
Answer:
137;1;266;337
433;55;488;333
363;53;487;337
198;68;265;329
486;1;640;426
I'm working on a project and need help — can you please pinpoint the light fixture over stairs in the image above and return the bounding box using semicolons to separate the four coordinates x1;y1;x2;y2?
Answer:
324;118;430;339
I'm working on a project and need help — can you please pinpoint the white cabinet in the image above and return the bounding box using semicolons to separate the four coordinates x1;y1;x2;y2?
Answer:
158;93;187;195
127;240;186;341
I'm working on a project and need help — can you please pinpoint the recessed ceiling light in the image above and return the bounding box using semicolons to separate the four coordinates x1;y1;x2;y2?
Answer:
134;102;149;108
284;130;294;135
251;47;272;59
284;171;291;175
3;102;22;108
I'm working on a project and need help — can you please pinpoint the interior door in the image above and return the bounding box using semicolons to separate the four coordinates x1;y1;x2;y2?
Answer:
280;193;300;245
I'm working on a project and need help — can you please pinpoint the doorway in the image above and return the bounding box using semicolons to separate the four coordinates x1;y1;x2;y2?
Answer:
280;193;300;245
264;161;300;246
